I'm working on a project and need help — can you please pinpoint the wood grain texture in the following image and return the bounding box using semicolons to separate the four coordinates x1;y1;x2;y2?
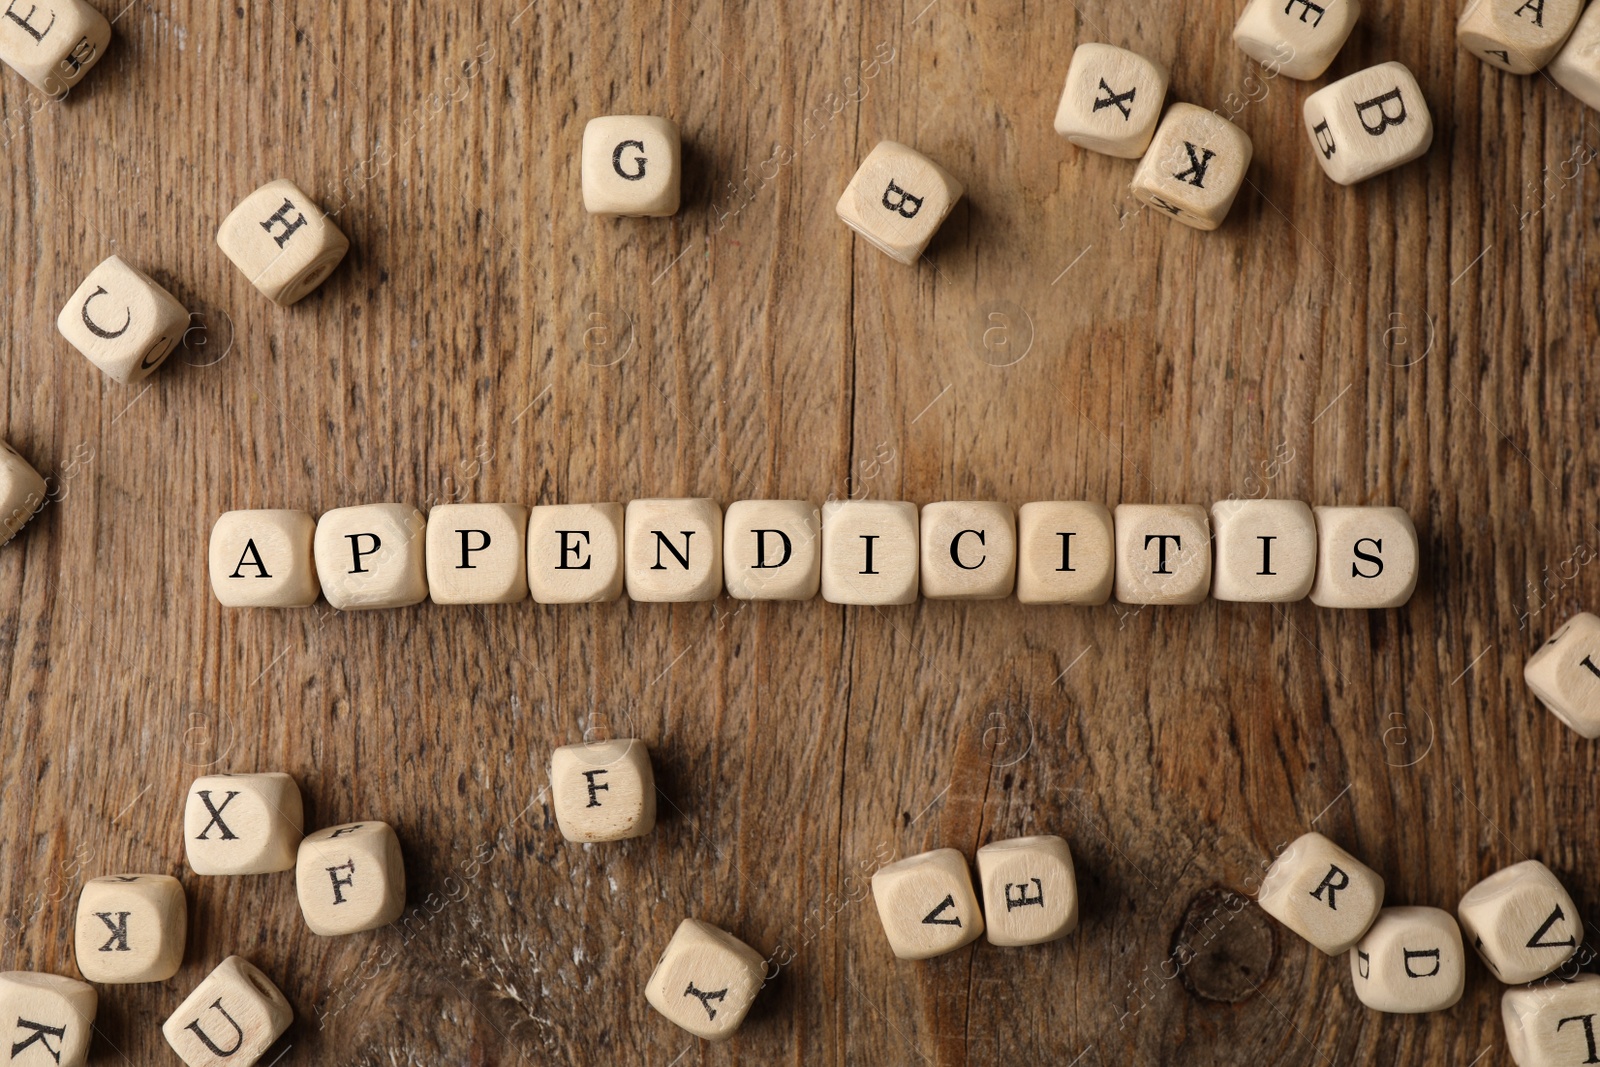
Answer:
0;0;1593;1063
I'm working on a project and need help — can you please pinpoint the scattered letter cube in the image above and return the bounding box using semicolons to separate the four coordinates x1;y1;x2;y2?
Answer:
217;178;349;306
550;738;656;843
184;772;304;875
1113;503;1212;605
1016;501;1115;605
1053;43;1169;158
1459;0;1582;73
581;116;681;217
1525;612;1600;738
208;510;320;608
0;971;96;1067
820;500;920;605
1550;3;1600;109
0;0;108;95
73;874;186;984
0;442;46;544
1350;906;1465;1014
1503;973;1600;1067
295;821;405;936
871;847;985;959
527;502;625;603
425;503;528;605
1210;499;1317;603
57;256;188;384
644;918;766;1041
920;501;1016;600
722;499;820;601
1309;505;1419;608
1233;0;1361;80
1304;63;1433;186
1459;860;1579;984
624;498;723;602
162;956;291;1067
1130;104;1253;231
1257;831;1384;955
976;835;1079;947
836;140;963;265
313;503;428;610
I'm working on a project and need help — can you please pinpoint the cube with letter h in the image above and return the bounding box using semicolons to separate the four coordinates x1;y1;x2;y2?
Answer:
217;178;349;306
0;971;97;1067
162;956;291;1067
1303;63;1433;186
836;141;964;265
550;739;656;843
582;116;682;217
295;821;405;936
1257;832;1385;955
185;772;304;875
0;0;109;95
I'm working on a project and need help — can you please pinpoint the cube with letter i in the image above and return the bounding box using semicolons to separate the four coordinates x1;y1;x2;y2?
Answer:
73;875;186;984
1459;860;1580;984
1016;501;1115;605
161;956;291;1067
723;500;821;601
1308;505;1419;607
0;972;97;1067
820;500;920;605
549;739;656;843
57;256;189;384
644;919;766;1041
1303;63;1433;186
425;503;528;605
1459;0;1583;74
313;503;429;610
871;848;985;959
624;498;723;602
1233;0;1361;80
295;822;405;936
527;502;625;603
1503;973;1600;1067
1524;612;1600;738
1130;104;1253;231
581;116;682;217
184;772;304;875
1053;44;1169;158
976;835;1079;947
216;179;350;306
0;0;109;95
1113;503;1212;605
920;501;1016;600
1257;832;1384;954
836;141;964;265
1210;499;1317;603
209;510;320;608
1350;906;1465;1014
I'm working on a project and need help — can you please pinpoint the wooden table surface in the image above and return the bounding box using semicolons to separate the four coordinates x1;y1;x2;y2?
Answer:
0;0;1593;1063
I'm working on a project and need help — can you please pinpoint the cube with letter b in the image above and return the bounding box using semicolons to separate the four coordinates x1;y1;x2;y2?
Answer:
0;0;109;95
551;739;656;843
217;178;349;306
582;116;681;217
57;256;189;384
425;503;528;605
295;822;405;936
1257;832;1384;955
209;510;320;608
527;502;625;603
1303;63;1433;186
836;141;963;265
0;972;97;1067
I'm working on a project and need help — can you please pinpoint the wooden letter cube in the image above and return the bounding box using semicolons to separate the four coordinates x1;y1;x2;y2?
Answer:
976;835;1079;947
425;503;528;605
295;821;404;936
0;442;46;544
581;116;681;217
920;501;1016;600
1257;832;1384;955
73;875;186;984
1233;0;1361;80
1460;0;1583;73
527;502;624;603
0;972;96;1067
644;919;765;1041
1016;501;1115;605
871;848;984;960
1303;63;1433;186
1525;613;1600;738
1210;499;1317;603
1308;505;1419;608
836;141;963;265
550;739;656;843
820;500;920;605
0;0;108;95
184;772;304;875
1550;4;1600;109
1459;860;1580;984
723;499;820;601
57;256;187;384
1053;43;1169;158
1350;906;1465;1014
1113;503;1212;605
216;179;349;306
1503;974;1600;1067
162;956;290;1067
313;504;428;610
624;498;722;602
208;510;319;608
1130;104;1253;231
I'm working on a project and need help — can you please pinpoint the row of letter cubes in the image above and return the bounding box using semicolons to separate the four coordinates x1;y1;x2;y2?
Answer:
210;500;1419;610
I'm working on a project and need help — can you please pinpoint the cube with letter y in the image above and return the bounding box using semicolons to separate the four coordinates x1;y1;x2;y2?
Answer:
645;919;766;1041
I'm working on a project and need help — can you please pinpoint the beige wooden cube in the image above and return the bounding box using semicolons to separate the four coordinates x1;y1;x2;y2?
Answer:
1304;63;1433;186
645;918;766;1041
184;772;303;875
425;503;528;605
1350;906;1465;1014
0;441;46;545
581;116;681;217
820;500;920;606
56;256;188;384
920;501;1016;600
295;821;405;936
162;956;291;1067
624;498;722;602
1550;3;1600;109
1460;0;1582;73
871;848;984;960
1525;613;1600;738
73;874;186;984
1459;860;1579;984
1233;0;1361;80
1130;105;1253;231
976;835;1078;947
527;502;625;604
313;503;428;610
0;971;96;1067
1309;506;1418;608
1053;43;1169;158
1504;973;1600;1067
1210;499;1316;603
216;178;349;306
208;510;320;608
0;0;108;95
1016;501;1115;605
1257;831;1384;955
723;499;820;601
1113;503;1212;605
836;141;963;265
549;739;656;843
